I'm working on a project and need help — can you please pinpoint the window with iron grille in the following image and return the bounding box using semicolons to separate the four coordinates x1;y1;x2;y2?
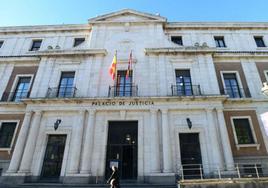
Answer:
58;72;75;97
254;36;266;47
214;36;226;48
73;38;85;47
223;73;242;98
233;118;255;144
175;70;192;96
12;77;31;102
30;40;42;51
115;70;133;97
171;36;183;45
0;122;17;148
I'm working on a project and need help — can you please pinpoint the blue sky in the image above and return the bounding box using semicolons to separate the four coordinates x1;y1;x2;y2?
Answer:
1;0;268;26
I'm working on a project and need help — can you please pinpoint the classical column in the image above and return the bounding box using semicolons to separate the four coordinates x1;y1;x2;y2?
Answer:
150;109;160;173
206;109;222;167
19;111;42;173
216;108;234;168
7;111;33;173
68;110;85;174
80;110;96;174
161;109;173;173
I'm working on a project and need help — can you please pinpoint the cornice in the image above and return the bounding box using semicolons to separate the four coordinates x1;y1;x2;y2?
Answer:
224;98;268;104
0;24;90;34
27;49;107;57
144;47;217;55
22;95;227;105
213;51;268;58
0;56;40;62
165;22;268;30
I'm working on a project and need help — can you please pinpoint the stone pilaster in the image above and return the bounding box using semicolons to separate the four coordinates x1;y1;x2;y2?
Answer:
80;110;96;174
7;111;33;173
206;109;222;167
68;110;85;174
216;108;234;168
161;109;173;173
150;109;160;173
18;111;42;173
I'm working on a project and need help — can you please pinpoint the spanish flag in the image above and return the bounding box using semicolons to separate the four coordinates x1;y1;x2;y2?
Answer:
109;52;117;80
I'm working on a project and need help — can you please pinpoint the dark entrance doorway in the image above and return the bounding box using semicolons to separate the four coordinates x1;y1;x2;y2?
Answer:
41;135;66;181
179;133;203;179
106;121;138;180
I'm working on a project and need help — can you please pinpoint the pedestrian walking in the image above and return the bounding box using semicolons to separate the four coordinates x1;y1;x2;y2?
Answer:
107;166;120;188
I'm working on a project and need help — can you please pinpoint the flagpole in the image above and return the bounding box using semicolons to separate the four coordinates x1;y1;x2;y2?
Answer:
115;50;117;82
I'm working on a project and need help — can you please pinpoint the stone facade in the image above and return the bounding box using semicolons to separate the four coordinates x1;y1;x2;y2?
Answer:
0;9;267;184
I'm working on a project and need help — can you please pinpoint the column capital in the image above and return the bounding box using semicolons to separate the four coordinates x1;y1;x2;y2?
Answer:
161;109;168;114
78;110;86;115
87;109;96;116
34;110;42;116
150;109;158;114
25;110;33;116
215;108;224;113
205;108;214;113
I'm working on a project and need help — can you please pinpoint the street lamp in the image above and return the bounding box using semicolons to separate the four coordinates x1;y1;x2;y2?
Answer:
186;118;192;129
54;119;62;131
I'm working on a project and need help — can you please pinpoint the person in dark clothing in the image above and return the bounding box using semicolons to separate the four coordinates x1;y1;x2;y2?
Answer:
107;166;120;188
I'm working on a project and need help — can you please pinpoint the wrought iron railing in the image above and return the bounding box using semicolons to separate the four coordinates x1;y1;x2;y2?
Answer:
1;91;30;102
171;84;201;96
46;87;77;98
221;87;251;98
178;163;268;180
108;84;138;97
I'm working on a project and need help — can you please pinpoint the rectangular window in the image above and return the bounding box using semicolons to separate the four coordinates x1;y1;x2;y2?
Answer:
0;122;17;148
73;38;85;47
254;36;266;47
115;70;133;97
233;118;255;144
12;77;31;102
171;36;183;45
223;73;242;98
58;72;75;97
214;36;226;48
175;70;192;96
30;40;42;51
0;41;3;48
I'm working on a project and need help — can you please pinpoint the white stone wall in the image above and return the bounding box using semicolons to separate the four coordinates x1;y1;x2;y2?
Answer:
1;10;268;183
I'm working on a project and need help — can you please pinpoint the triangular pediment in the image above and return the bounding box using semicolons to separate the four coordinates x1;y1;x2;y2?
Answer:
88;9;166;23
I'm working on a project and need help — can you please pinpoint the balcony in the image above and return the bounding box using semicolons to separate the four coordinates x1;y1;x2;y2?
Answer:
1;91;30;102
46;87;77;98
171;84;201;96
108;84;138;97
221;87;251;98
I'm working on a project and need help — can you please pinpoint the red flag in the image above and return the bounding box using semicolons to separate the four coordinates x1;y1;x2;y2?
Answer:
109;52;117;80
126;51;132;79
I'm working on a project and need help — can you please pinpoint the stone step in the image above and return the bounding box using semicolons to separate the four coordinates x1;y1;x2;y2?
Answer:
1;183;177;188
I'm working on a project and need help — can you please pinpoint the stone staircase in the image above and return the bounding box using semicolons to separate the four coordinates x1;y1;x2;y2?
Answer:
0;183;178;188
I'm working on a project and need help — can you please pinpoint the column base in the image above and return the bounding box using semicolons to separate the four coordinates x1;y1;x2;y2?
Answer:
1;173;26;185
17;170;30;175
80;170;92;175
63;173;95;184
145;173;175;184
